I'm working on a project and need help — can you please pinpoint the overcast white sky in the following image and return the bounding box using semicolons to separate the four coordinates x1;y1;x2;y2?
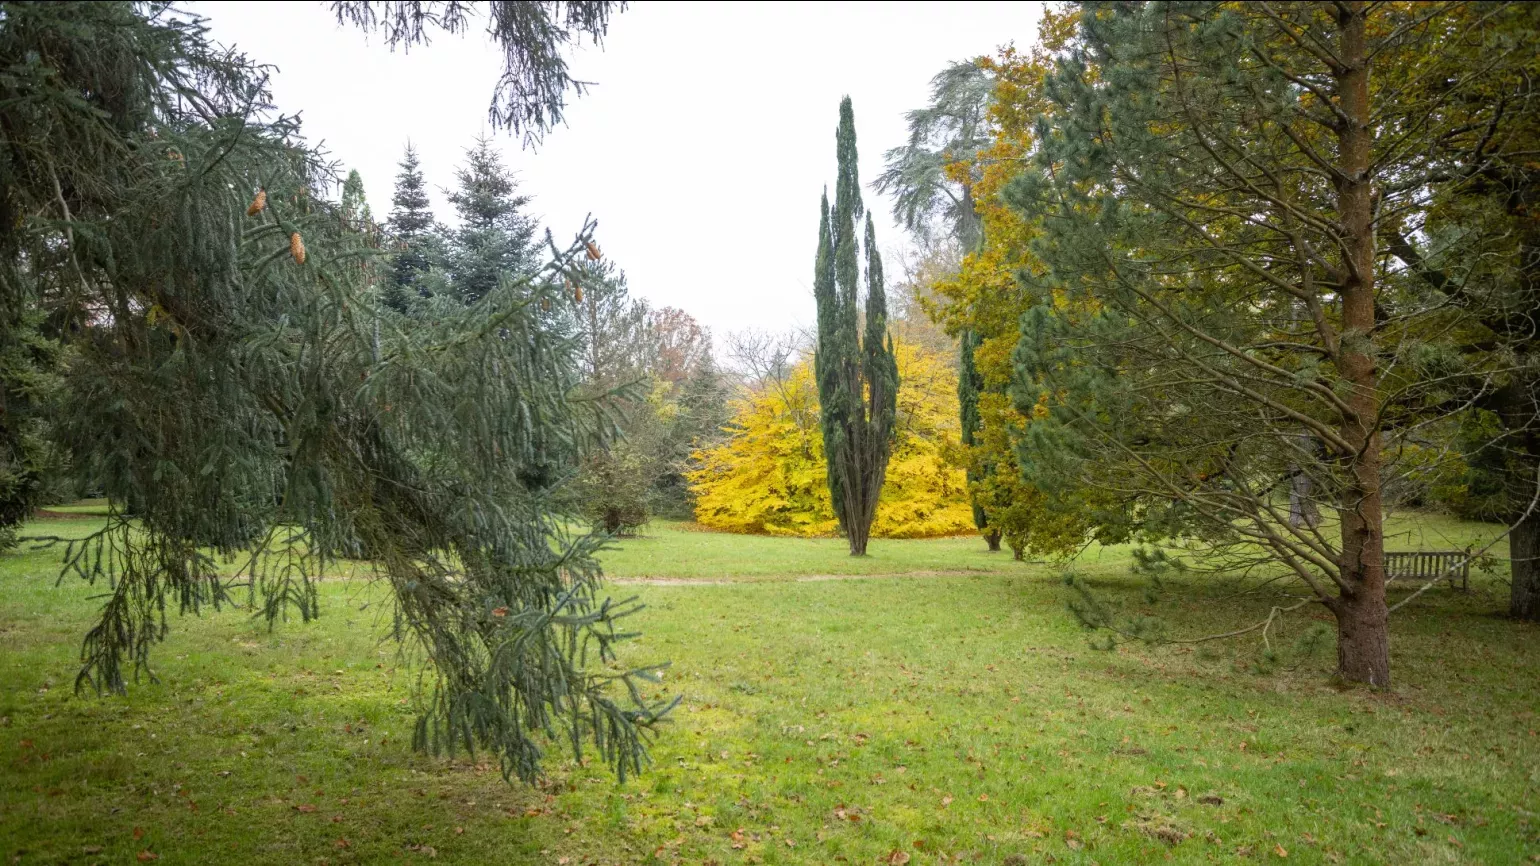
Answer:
194;1;1044;338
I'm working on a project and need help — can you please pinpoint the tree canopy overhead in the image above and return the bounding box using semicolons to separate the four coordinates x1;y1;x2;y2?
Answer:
332;1;626;147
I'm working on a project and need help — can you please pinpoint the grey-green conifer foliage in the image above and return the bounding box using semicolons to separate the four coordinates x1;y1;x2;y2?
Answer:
0;1;664;783
446;137;539;305
813;98;900;556
874;60;994;250
332;1;625;147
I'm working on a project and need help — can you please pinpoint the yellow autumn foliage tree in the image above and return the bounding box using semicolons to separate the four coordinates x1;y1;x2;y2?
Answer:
689;339;973;538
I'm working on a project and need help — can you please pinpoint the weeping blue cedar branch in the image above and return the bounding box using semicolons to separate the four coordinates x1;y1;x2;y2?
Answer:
1;1;668;783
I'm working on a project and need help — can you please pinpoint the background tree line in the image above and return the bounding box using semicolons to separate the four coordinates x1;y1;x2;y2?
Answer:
375;139;732;534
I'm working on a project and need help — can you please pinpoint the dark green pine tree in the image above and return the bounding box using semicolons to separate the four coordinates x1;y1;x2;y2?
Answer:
813;97;899;556
383;145;438;313
957;329;1000;551
445;137;538;305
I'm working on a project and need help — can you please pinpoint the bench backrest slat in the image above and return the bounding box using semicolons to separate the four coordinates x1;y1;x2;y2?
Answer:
1384;550;1468;579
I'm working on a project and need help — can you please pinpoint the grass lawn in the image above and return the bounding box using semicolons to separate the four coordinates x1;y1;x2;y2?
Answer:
1;512;1536;864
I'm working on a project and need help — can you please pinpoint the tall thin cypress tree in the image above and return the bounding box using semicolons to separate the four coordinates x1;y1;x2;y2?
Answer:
384;145;437;312
812;97;899;556
957;329;1000;551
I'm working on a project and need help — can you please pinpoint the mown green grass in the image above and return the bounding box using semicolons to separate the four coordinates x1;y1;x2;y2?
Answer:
1;510;1536;864
597;521;1045;580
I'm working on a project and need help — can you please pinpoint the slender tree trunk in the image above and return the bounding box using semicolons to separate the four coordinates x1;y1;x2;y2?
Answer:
985;529;1001;552
1511;506;1539;619
849;524;869;556
1330;2;1391;686
1492;376;1540;619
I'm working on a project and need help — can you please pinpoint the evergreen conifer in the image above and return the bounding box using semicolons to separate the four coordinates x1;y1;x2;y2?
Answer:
812;98;899;556
383;145;439;312
0;1;662;783
957;329;999;550
445;137;538;305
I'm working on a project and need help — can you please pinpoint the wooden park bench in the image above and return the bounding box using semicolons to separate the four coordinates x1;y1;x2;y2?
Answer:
1384;549;1471;591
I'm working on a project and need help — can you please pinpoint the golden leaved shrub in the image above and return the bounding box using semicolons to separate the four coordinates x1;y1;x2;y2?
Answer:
689;340;972;538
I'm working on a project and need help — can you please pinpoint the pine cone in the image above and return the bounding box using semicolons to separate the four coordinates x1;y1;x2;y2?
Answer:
290;232;306;265
574;284;584;303
585;241;601;261
246;189;267;217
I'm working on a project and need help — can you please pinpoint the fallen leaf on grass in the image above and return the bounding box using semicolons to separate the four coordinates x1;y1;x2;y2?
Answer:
295;804;317;813
1275;843;1289;858
335;838;350;849
133;827;145;840
137;851;159;862
886;850;911;865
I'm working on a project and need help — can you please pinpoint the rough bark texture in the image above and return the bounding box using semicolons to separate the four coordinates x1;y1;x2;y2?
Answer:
1330;2;1391;685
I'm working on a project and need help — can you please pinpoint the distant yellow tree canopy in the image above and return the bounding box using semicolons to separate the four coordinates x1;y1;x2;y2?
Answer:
689;340;973;538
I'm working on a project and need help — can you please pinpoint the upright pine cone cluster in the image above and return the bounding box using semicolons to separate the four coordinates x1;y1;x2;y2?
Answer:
290;232;306;265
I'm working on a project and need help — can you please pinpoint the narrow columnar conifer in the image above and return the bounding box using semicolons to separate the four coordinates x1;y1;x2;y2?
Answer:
812;97;899;556
957;329;999;551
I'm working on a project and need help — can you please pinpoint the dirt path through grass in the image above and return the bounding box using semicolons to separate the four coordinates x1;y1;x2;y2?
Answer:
611;569;1018;585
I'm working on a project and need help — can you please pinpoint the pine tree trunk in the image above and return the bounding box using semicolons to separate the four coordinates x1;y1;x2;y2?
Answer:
1492;378;1540;619
985;530;1001;552
1330;2;1391;685
1511;505;1539;620
1332;589;1391;686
